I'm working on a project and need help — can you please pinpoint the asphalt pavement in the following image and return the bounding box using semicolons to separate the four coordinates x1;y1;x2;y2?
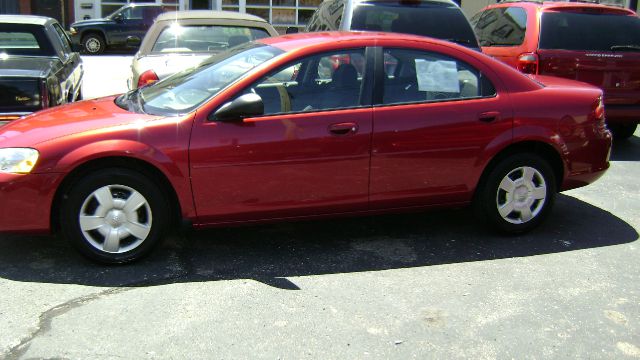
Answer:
0;55;638;359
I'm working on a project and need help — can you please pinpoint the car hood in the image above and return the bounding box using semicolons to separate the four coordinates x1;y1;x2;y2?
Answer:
0;56;59;78
71;18;111;27
0;96;162;148
135;53;212;80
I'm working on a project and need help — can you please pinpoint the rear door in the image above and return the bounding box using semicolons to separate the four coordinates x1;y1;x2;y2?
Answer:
537;9;640;106
369;47;512;209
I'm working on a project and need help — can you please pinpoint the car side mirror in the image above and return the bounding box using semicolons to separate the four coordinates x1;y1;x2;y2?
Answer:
210;93;264;122
286;27;299;34
126;36;141;47
113;14;123;23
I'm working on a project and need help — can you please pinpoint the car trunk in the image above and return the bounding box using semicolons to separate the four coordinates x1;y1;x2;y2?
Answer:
537;8;640;106
0;78;42;115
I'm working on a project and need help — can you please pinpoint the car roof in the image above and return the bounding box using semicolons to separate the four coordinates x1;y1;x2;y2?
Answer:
353;0;459;6
156;10;269;23
487;1;636;15
260;30;467;52
124;3;164;7
0;15;54;26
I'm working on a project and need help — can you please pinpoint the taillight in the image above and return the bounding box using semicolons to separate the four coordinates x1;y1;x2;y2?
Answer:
137;70;159;88
517;52;539;75
594;96;605;120
40;80;49;109
592;95;607;134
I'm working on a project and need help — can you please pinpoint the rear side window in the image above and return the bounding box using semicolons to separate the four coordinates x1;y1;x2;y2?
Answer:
380;48;495;105
539;11;640;51
305;0;344;31
471;7;527;47
350;2;479;48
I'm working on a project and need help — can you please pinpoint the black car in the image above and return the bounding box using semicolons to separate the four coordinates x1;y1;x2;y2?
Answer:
0;15;83;125
68;3;170;55
303;0;479;50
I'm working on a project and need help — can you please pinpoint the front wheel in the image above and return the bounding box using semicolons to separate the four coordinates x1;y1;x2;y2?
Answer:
82;34;105;55
60;168;169;264
475;153;556;234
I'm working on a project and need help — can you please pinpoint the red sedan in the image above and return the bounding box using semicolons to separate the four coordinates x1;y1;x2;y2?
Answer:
0;32;611;263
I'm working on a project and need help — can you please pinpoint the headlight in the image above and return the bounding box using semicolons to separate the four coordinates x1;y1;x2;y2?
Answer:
0;148;39;174
69;27;77;35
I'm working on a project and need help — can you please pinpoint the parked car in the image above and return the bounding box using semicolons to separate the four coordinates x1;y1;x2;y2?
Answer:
0;15;83;126
69;3;174;55
303;0;479;49
471;1;640;139
129;10;278;89
0;32;611;264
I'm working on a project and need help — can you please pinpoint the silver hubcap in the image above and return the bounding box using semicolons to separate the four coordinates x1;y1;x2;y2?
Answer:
79;185;152;254
85;38;100;53
496;166;547;224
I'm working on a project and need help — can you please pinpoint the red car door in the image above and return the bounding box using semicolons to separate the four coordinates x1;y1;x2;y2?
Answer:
189;48;373;224
370;47;513;209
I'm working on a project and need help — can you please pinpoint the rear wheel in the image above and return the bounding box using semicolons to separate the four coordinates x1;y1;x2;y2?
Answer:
475;153;556;234
60;168;169;264
609;123;637;140
82;33;105;55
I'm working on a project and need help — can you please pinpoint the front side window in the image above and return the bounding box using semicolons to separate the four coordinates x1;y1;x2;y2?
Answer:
380;48;495;105
471;7;527;47
116;6;144;20
232;48;366;115
122;43;283;115
151;24;270;54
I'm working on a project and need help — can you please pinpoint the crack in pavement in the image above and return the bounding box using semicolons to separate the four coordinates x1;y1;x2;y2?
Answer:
3;287;133;360
2;238;194;360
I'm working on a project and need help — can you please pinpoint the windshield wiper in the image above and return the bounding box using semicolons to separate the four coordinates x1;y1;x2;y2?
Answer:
610;44;640;51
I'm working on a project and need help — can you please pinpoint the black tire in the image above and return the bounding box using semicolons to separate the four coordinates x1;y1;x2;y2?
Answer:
475;153;556;234
82;33;106;55
609;123;637;140
60;168;169;264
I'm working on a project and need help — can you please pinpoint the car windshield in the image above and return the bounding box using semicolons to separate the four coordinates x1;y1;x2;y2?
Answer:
124;42;283;116
151;24;271;54
351;2;479;48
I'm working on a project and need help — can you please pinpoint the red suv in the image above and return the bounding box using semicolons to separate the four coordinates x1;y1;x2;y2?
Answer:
471;1;640;139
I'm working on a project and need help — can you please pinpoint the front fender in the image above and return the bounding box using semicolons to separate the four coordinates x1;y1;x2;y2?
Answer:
50;139;194;218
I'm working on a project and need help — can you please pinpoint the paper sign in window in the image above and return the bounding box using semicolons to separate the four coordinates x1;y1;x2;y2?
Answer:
415;59;460;93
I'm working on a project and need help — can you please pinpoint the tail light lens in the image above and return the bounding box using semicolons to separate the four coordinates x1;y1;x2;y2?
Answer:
593;95;607;133
137;70;159;88
517;52;539;74
40;80;49;109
